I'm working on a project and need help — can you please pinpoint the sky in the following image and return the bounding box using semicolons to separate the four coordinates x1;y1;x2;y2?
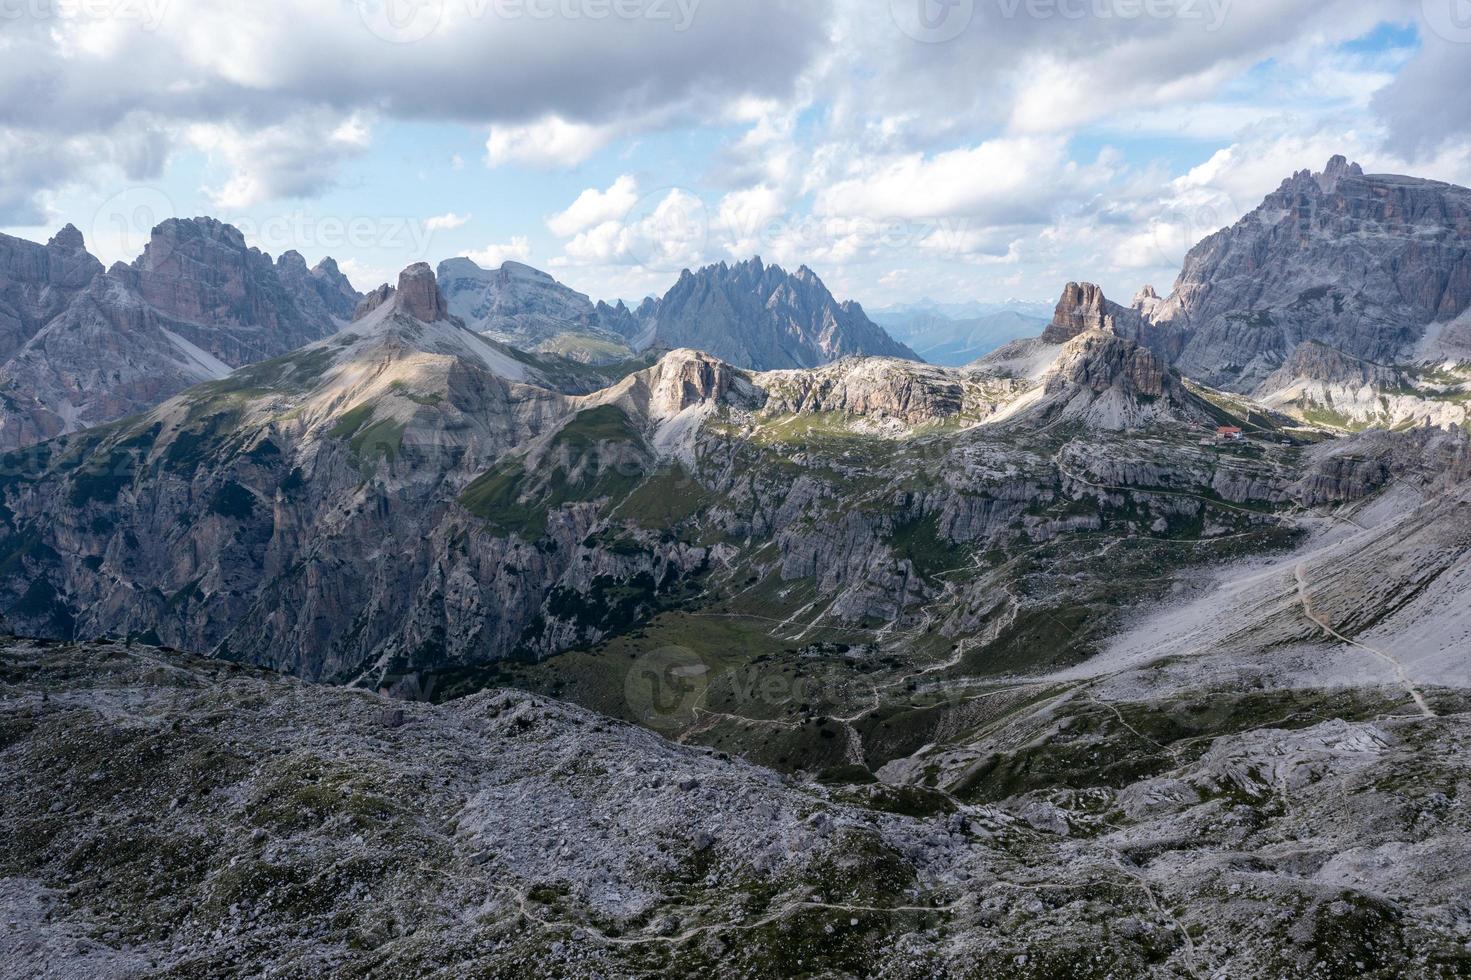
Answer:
3;0;1471;310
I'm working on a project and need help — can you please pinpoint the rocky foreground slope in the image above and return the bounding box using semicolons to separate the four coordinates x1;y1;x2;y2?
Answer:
5;636;1471;978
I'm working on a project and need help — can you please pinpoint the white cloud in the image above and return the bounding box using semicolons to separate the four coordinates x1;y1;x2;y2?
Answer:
335;257;394;291
486;117;619;169
188;112;373;209
425;212;471;232
547;175;639;237
814;137;1070;224
714;185;788;256
466;237;534;269
559;189;708;272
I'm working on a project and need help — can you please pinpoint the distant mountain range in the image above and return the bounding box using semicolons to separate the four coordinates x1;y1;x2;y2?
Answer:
869;302;1051;366
441;254;920;371
626;257;918;369
0;232;918;451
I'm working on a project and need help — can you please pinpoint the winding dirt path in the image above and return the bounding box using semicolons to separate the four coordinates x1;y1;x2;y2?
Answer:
1293;563;1435;719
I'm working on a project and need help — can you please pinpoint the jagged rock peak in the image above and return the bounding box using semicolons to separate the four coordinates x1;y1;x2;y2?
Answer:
649;257;918;369
277;249;310;273
396;262;449;322
133;216;251;271
354;283;396;321
1318;154;1365;192
47;224;87;252
1044;283;1117;344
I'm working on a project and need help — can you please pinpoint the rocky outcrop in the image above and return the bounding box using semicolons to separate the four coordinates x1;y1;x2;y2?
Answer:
276;251;361;323
1045;331;1170;398
1003;329;1215;432
1149;157;1471;392
0;224;103;359
119;217;333;360
1044;283;1125;343
354;283;396;321
639;258;919;370
1264;341;1402;390
437;258;636;363
0;218;350;450
395;262;449;322
758;358;971;425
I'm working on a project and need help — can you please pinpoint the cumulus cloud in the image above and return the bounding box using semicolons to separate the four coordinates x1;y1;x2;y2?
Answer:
813;137;1071;225
486;117;620;169
425;212;472;232
559;189;707;271
1372;34;1471;156
188;112;373;209
466;237;534;269
0;0;832;209
547;176;639;236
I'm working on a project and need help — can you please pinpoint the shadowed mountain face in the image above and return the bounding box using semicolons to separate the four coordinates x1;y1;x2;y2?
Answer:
1148;156;1471;391
0;218;359;451
1035;158;1471;432
632;258;920;370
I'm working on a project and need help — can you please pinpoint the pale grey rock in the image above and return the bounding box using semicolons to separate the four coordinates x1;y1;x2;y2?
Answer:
1146;157;1471;393
436;258;635;364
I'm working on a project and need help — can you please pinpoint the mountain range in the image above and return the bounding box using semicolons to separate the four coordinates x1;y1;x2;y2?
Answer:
1044;156;1471;431
869;302;1050;365
0;231;918;452
0;218;360;451
5;156;1471;976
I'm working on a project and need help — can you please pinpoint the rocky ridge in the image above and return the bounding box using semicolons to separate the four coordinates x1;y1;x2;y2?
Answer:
437;257;637;364
0;219;358;451
632;258;919;370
